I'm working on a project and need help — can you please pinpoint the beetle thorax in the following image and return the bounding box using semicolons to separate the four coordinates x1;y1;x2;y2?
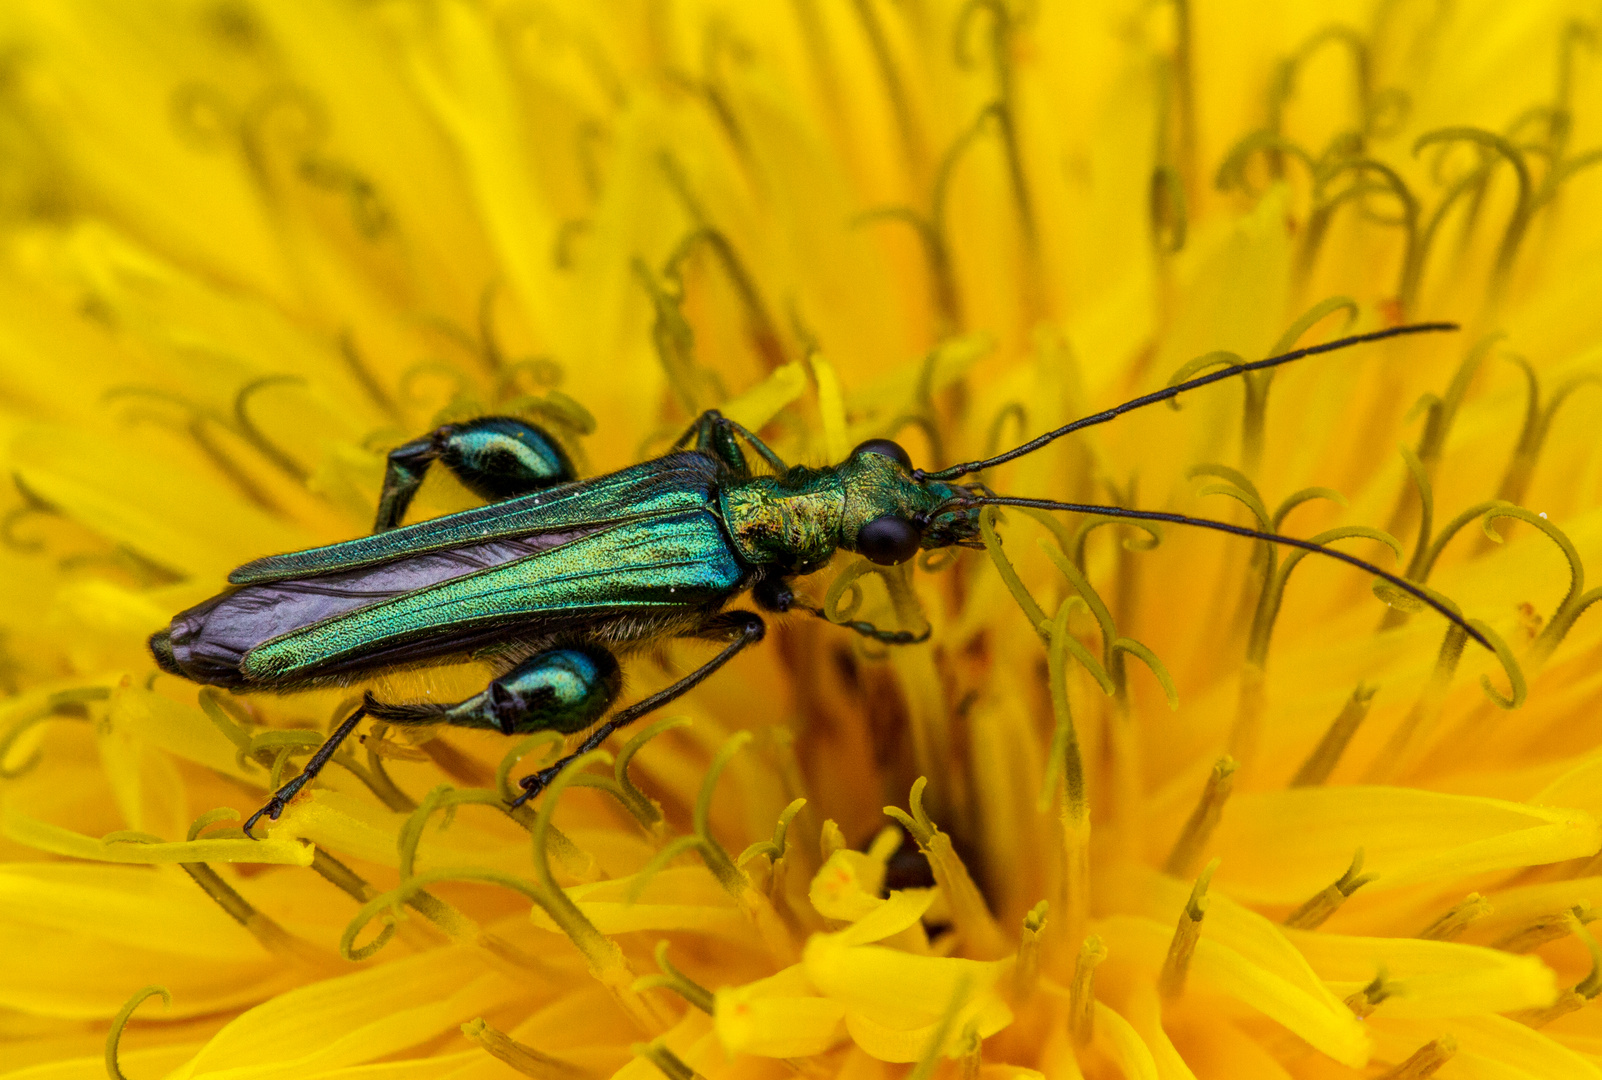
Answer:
718;469;847;571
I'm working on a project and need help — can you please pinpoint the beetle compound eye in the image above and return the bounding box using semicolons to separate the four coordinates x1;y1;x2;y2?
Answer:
858;514;921;565
851;438;914;471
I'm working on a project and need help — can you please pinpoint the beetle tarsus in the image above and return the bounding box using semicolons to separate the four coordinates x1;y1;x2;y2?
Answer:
240;797;285;839
239;700;371;839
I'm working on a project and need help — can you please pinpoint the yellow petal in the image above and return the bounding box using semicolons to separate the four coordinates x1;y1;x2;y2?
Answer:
1097;915;1368;1068
5;1044;204;1080
1092;1002;1160;1080
809;355;850;462
1115;988;1197;1080
51;580;171;673
395;0;561;355
0;806;312;866
1210;787;1601;902
168;947;518;1078
828;886;935;947
844;334;991;433
810;847;892;922
1472;876;1602;941
1370;1015;1602;1080
0;863;260;958
721;361;808;433
275;790;528;877
0;863;286;1019
714;963;848;1058
12;425;306;580
97;701;188;840
1286;929;1557;1018
529;865;743;937
108;688;257;787
1108;865;1349;1017
979;1069;1047;1080
1531;752;1602;815
803;927;1012;1062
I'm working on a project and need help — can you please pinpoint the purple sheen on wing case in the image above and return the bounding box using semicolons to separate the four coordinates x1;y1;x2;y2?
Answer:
166;527;600;685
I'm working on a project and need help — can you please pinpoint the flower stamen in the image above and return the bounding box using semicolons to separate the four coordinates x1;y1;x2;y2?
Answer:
633;256;723;415
1282;848;1375;930
847;0;926;179
1495;903;1598;954
1069;934;1105;1045
104;985;169;1080
1159;859;1217;998
1365;623;1469;782
634;941;716;1015
1044;600;1092;948
633;1040;702;1080
886;776;1007;959
628;731;749;899
1377;1036;1456;1080
1164;758;1235;879
1343;967;1395;1018
737;796;808;917
1417;893;1492;941
1012;901;1048;1002
1492;360;1602;512
1290;683;1378;786
160;814;325;964
461;1018;594;1080
360;721;421;811
1511;911;1602;1028
564;717;692;835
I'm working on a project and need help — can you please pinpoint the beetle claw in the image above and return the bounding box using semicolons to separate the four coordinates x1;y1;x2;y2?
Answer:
240;798;283;840
508;764;558;809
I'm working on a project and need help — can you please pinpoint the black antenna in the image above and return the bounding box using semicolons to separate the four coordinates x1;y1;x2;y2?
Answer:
917;323;1458;482
971;496;1491;652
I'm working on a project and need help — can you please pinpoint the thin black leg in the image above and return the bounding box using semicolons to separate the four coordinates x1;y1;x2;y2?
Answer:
756;577;929;645
243;700;369;837
801;604;932;645
510;612;767;807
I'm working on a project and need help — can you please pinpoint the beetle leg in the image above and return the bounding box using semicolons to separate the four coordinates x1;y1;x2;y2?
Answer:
798;603;932;645
243;698;370;837
823;614;932;646
510;611;767;807
241;646;624;835
374;417;577;531
723;415;789;474
755;577;927;645
752;575;795;612
672;410;747;476
672;410;790;478
364;645;622;736
373;436;435;532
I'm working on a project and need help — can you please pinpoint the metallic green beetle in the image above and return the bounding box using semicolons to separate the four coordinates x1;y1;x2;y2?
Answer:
149;324;1481;834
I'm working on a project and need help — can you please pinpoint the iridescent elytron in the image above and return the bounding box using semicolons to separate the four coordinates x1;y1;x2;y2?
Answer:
149;325;1486;834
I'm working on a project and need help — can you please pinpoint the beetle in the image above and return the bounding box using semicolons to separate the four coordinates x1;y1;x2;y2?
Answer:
149;323;1484;835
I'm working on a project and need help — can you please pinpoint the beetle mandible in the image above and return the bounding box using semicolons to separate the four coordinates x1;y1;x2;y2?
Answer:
149;323;1486;835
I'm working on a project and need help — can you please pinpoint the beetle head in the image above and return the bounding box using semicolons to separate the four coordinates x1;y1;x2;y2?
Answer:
839;439;983;565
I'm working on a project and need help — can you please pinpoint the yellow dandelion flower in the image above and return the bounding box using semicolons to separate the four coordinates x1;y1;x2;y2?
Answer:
2;2;1602;1079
